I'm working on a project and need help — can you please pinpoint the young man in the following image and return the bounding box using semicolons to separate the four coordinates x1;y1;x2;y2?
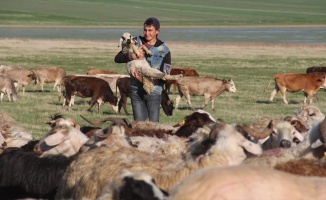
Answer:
114;17;171;122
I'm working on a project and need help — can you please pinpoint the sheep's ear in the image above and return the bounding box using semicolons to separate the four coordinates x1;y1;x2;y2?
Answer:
118;37;124;48
72;120;80;130
240;140;262;155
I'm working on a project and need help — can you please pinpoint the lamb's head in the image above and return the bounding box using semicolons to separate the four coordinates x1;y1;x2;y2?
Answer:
118;32;137;50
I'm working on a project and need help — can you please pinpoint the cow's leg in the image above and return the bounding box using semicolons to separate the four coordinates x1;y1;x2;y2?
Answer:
201;93;210;109
7;92;11;102
279;87;288;104
0;93;4;101
175;93;183;109
211;97;216;111
87;98;97;112
119;95;129;115
184;94;195;110
41;81;44;92
269;89;277;102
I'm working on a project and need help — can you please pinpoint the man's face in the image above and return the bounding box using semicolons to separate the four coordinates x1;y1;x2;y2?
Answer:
143;25;159;42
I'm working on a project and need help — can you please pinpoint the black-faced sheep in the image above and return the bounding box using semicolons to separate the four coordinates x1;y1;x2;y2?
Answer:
97;169;169;200
55;122;272;199
0;147;74;199
168;165;326;200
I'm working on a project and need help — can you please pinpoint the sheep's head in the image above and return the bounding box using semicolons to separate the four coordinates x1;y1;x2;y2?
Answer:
174;110;216;138
46;113;80;129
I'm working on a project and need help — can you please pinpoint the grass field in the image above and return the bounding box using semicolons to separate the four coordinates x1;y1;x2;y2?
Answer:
0;0;325;26
0;39;325;139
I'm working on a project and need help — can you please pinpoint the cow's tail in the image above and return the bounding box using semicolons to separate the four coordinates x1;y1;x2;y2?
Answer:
264;77;274;92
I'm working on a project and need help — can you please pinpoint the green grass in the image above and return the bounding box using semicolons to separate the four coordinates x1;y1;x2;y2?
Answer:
0;39;325;139
0;0;325;26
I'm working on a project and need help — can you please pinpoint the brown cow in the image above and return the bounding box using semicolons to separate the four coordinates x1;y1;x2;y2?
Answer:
0;65;33;95
116;77;174;116
31;67;66;92
265;73;326;105
86;68;118;75
0;75;17;102
61;76;118;113
175;77;237;111
165;68;199;94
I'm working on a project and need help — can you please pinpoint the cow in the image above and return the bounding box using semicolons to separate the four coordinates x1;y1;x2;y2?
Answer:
31;67;66;92
0;65;33;95
175;77;237;111
61;76;118;113
306;66;326;73
86;68;118;75
116;77;174;116
0;75;17;102
265;72;326;105
165;67;199;94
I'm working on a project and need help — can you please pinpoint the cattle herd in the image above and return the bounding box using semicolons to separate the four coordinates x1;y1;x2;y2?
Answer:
1;64;326;199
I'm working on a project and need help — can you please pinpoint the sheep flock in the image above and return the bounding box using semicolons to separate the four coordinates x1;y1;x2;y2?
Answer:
1;105;326;199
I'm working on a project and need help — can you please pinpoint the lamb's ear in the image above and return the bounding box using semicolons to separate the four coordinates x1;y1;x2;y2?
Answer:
132;37;138;45
118;37;124;48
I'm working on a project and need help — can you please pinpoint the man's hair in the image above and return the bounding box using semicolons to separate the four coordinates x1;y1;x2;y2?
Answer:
144;17;160;30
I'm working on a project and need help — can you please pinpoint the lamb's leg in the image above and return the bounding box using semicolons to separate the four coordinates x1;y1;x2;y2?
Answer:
141;45;153;56
130;43;141;57
143;77;154;94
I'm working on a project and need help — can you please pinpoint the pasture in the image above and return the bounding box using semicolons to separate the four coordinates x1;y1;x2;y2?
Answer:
0;38;325;139
0;0;326;26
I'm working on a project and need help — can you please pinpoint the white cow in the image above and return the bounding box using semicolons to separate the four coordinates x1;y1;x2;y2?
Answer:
175;76;237;110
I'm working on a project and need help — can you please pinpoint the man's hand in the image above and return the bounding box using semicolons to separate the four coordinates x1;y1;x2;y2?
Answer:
130;67;143;82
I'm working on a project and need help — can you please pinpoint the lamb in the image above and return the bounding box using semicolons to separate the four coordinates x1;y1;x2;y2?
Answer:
55;122;272;199
118;32;182;94
168;165;326;200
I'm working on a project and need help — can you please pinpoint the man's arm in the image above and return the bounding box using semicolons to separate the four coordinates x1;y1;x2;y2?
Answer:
114;51;131;63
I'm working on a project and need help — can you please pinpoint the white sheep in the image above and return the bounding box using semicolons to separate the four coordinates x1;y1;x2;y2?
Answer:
55;122;269;199
168;165;326;200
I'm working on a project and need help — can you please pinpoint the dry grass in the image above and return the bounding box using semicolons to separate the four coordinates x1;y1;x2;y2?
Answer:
0;39;326;138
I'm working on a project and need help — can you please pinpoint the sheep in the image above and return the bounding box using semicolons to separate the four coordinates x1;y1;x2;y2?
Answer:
97;169;169;200
0;147;74;199
55;121;273;199
168;165;326;200
0;112;33;149
295;105;325;129
274;158;326;176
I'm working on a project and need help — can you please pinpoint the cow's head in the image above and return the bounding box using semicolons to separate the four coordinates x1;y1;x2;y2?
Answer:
161;89;174;116
224;79;237;93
